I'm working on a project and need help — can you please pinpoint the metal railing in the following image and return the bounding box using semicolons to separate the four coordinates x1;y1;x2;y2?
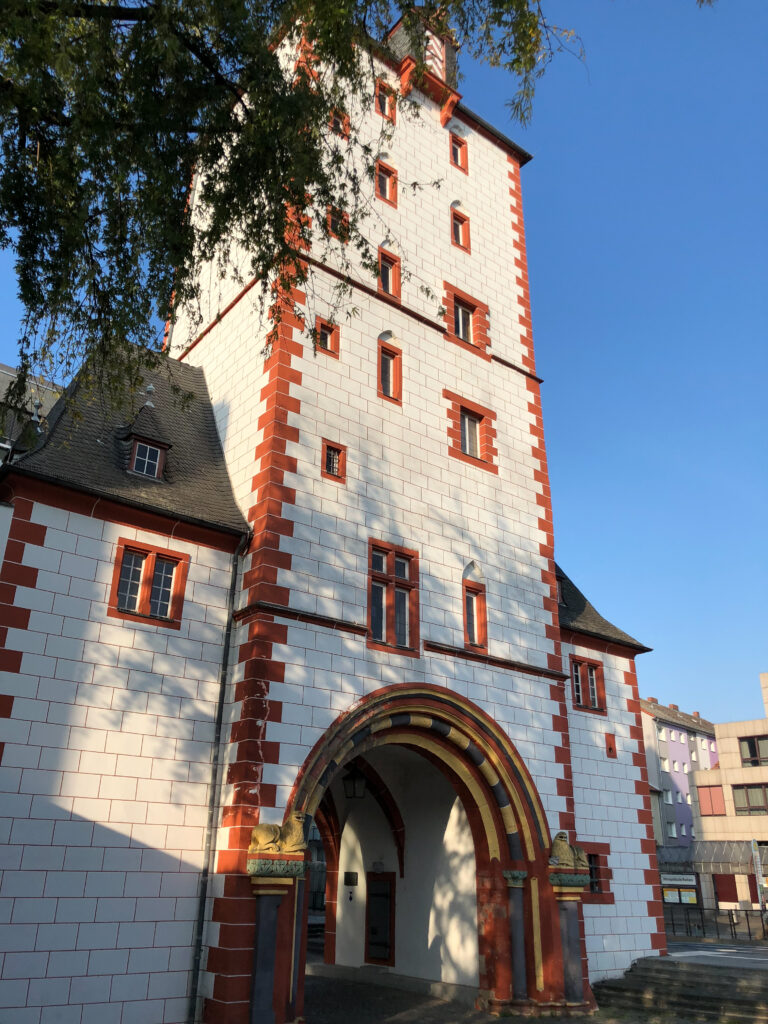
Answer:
665;904;768;941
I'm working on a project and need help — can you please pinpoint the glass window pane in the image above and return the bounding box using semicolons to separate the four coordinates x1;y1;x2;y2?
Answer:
465;590;476;644
372;550;386;573
380;259;392;293
380;352;392;396
394;588;408;646
394;556;408;579
572;662;582;705
134;443;160;477
149;558;175;618
758;738;768;761
117;551;145;611
318;324;331;349
325;446;340;476
460;411;479;458
371;582;385;641
587;665;598;707
748;786;765;808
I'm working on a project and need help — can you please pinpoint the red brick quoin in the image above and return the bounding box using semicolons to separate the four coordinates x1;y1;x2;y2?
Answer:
204;286;307;1024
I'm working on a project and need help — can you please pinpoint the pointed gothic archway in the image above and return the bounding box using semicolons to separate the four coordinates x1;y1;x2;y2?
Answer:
252;684;588;1023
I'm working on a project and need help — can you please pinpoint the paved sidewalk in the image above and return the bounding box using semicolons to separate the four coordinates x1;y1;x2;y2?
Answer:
303;975;711;1024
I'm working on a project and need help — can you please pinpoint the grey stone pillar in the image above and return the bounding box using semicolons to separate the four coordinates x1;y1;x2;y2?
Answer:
251;891;284;1024
503;869;528;1000
549;873;589;1005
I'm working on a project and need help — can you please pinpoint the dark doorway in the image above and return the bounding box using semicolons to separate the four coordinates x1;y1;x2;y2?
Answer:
365;872;395;965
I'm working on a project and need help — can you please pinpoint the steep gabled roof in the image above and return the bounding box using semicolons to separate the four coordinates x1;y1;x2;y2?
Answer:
7;357;248;538
556;563;651;653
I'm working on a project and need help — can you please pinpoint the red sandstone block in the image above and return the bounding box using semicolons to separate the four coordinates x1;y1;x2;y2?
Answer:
212;897;259;926
9;519;47;546
207;946;255;975
0;650;23;672
0;605;31;630
217;924;257;949
650;932;667;950
204;999;250;1024
212;973;253;1002
0;695;15;718
0;559;37;587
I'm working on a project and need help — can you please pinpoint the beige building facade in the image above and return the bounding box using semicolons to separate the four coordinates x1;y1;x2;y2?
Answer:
691;673;768;908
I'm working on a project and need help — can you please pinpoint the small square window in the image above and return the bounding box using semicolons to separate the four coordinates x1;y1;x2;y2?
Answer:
329;108;350;138
680;823;687;836
375;161;397;207
378;249;401;299
377;341;402;404
451;210;470;252
673;760;679;771
321;439;347;484
375;79;396;122
132;441;163;478
663;789;673;804
443;283;489;355
658;726;667;741
660;756;669;771
667;822;677;839
315;317;340;358
671;730;678;742
327;206;349;241
109;539;189;629
449;133;467;172
676;792;683;803
443;389;498;473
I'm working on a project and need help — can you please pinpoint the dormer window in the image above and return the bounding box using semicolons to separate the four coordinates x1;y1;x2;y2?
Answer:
131;441;163;478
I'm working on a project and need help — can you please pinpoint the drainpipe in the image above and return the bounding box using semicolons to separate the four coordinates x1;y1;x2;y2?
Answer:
188;530;250;1023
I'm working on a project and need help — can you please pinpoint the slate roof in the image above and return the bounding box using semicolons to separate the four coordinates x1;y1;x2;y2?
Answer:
5;358;249;538
639;698;715;734
0;363;61;452
556;563;651;653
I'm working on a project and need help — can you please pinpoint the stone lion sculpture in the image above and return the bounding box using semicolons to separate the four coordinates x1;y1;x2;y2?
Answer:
549;830;589;873
249;811;307;855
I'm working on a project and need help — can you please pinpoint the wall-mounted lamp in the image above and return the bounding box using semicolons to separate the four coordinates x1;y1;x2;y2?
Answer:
342;764;366;800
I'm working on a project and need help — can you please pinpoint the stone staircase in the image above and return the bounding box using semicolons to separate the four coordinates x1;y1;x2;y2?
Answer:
592;957;768;1022
307;920;325;955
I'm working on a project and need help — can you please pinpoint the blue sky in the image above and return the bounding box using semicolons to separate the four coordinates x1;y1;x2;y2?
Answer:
460;0;768;723
0;1;765;722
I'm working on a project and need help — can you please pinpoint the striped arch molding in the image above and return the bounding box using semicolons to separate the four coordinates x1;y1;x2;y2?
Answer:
287;682;552;867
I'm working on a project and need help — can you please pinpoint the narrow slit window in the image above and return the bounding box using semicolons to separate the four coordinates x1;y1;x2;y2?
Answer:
454;301;472;343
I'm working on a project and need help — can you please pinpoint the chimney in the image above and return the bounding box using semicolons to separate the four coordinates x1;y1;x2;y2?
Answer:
646;697;658;704
669;704;679;711
692;711;700;718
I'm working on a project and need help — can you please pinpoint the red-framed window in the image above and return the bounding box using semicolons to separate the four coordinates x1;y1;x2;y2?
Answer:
321;439;347;484
327;206;349;242
580;843;614;905
698;785;726;816
367;539;419;656
108;539;190;629
130;439;166;479
378;247;401;300
442;283;490;357
315;317;340;358
329;107;350;139
377;341;402;404
374;79;396;123
570;656;606;715
375;160;398;207
443;389;498;474
463;580;487;651
449;132;468;173
450;209;470;252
